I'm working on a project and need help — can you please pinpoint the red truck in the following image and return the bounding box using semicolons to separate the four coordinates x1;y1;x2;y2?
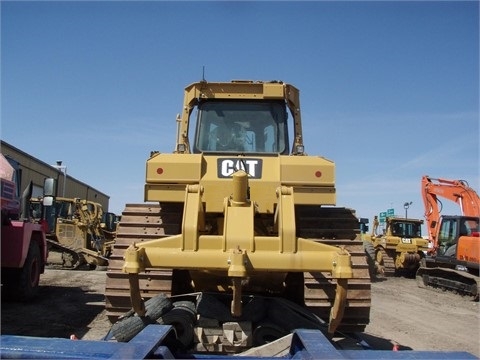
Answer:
1;153;51;300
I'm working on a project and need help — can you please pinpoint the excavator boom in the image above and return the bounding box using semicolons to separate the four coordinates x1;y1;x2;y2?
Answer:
421;175;480;243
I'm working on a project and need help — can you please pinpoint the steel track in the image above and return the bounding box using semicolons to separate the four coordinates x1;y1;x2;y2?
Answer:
295;206;371;333
376;247;396;276
46;239;83;269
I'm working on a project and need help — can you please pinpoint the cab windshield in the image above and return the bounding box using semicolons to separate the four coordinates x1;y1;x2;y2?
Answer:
391;222;422;238
194;101;289;154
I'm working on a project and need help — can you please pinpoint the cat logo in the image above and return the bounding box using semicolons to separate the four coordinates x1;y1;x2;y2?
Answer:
217;158;263;179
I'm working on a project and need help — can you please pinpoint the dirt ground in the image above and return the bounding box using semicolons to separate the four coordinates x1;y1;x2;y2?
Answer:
1;267;479;357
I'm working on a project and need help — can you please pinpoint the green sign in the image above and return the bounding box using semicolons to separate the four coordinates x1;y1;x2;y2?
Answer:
379;212;387;223
387;208;394;217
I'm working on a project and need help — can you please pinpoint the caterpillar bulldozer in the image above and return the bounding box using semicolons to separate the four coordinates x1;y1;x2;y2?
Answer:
30;197;117;269
363;215;429;277
416;176;480;300
105;80;371;353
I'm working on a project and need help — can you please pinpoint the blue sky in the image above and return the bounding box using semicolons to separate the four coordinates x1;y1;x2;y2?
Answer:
2;1;478;230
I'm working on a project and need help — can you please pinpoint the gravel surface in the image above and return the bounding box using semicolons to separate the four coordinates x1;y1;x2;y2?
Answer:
1;268;479;357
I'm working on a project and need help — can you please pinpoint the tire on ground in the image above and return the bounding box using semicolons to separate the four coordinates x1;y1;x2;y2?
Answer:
111;315;153;342
252;322;289;346
173;300;197;322
158;307;195;348
145;293;173;321
196;293;233;322
267;297;323;332
241;296;267;323
115;293;172;322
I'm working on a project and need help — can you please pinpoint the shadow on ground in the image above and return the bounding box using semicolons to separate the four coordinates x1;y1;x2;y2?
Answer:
1;284;105;339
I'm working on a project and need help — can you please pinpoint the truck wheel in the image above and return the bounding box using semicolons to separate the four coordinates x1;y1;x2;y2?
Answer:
16;242;42;300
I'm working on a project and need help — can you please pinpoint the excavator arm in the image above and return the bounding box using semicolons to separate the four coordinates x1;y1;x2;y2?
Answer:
421;175;480;247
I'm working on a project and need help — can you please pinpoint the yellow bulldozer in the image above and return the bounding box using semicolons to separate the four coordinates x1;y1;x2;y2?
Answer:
105;80;371;353
363;216;429;278
30;197;117;269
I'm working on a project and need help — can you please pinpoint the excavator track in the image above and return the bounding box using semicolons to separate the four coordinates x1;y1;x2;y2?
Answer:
416;260;479;301
106;204;371;334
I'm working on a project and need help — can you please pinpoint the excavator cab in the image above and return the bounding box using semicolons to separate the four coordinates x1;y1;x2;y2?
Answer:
437;218;458;257
436;217;479;257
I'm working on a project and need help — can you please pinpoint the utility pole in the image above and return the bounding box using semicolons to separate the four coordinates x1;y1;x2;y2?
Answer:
403;201;412;219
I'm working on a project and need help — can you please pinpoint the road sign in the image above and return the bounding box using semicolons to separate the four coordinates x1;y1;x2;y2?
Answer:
387;208;394;217
379;212;387;223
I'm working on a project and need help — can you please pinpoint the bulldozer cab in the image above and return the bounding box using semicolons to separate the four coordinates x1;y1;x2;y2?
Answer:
390;220;422;238
175;80;305;157
193;100;289;154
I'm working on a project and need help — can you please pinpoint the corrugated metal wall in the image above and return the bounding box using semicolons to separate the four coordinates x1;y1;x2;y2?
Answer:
1;140;110;211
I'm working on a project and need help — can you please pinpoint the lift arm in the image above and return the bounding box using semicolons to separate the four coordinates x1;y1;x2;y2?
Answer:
421;175;480;244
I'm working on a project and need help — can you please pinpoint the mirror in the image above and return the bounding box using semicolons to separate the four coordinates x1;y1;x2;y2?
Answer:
43;178;55;196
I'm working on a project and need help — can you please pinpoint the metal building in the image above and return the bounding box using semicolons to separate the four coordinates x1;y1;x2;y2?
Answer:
1;140;110;211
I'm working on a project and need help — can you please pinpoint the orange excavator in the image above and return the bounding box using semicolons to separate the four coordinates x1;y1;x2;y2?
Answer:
416;175;479;300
